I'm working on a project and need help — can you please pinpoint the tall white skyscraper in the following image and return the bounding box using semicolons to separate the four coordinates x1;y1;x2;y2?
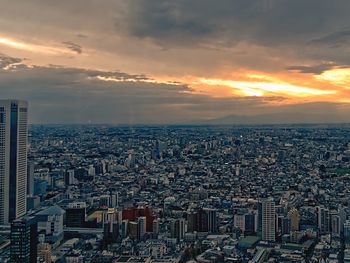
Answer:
262;198;276;242
0;100;28;224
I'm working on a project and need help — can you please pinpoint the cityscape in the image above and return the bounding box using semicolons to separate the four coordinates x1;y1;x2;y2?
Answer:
2;1;350;263
1;100;350;262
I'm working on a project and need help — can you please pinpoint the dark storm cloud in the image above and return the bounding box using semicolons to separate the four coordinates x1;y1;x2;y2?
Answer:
0;53;24;69
286;62;347;75
310;29;350;47
115;0;350;47
62;41;83;54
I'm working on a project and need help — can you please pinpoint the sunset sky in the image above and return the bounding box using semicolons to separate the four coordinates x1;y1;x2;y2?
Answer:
1;0;350;124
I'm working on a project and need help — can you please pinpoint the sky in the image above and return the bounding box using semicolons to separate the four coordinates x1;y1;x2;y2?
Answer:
1;0;350;124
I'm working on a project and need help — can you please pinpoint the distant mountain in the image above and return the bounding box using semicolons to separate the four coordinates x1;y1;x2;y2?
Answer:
198;112;349;125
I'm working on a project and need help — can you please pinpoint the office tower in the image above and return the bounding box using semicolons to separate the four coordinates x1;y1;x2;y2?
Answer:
187;211;197;233
205;208;218;234
197;208;209;232
287;208;300;232
129;221;138;239
153;218;160;238
262;198;276;242
10;216;38;263
137;216;146;240
0;100;28;224
317;206;330;234
171;218;186;241
244;212;256;234
65;169;75;186
103;208;119;244
65;202;86;227
27;161;34;196
280;216;291;235
37;243;52;263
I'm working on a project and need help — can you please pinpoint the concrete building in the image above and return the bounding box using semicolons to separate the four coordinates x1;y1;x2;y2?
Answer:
36;205;65;245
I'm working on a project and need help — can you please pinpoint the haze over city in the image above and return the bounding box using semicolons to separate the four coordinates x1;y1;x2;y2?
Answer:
1;0;350;124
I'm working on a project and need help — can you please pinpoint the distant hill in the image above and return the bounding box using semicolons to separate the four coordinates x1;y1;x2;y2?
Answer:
198;112;350;125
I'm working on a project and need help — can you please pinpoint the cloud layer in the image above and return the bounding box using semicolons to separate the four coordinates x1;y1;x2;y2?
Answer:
0;1;350;124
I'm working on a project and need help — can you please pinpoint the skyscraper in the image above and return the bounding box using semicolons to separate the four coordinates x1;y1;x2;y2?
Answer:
10;216;38;263
262;198;276;242
0;100;28;224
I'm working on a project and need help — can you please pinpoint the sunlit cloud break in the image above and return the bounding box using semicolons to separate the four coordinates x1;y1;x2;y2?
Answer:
199;78;336;97
0;36;76;55
315;68;350;88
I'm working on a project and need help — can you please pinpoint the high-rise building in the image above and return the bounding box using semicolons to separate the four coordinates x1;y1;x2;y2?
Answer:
261;198;276;242
0;100;28;224
197;208;209;232
287;208;300;232
153;218;160;238
122;206;155;232
137;216;146;240
65;169;75;186
10;216;38;263
244;212;256;234
317;206;330;234
187;211;197;233
102;208;119;244
65;202;86;227
279;216;291;235
170;218;186;241
204;208;218;234
129;221;138;239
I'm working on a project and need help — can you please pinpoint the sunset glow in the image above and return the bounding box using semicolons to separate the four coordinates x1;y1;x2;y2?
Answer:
199;78;337;98
1;0;350;124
